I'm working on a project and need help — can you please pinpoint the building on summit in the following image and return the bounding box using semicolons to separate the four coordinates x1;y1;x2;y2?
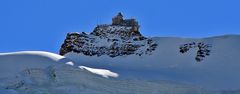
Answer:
112;12;140;32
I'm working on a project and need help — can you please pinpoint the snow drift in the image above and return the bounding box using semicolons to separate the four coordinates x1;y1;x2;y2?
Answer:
0;51;216;94
65;35;240;90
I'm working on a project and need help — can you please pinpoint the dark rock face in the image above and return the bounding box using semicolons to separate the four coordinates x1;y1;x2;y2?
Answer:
59;30;157;57
59;13;157;57
179;42;211;62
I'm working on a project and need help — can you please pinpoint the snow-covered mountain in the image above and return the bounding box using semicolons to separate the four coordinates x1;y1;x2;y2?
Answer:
1;35;239;94
0;51;216;94
1;13;239;94
64;35;240;91
60;12;157;57
59;13;240;91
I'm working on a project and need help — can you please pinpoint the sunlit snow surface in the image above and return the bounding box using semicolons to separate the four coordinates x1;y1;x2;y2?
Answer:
0;51;215;94
0;35;240;94
65;35;240;91
79;66;119;78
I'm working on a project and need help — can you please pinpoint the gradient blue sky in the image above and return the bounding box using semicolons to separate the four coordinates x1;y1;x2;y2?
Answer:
0;0;240;53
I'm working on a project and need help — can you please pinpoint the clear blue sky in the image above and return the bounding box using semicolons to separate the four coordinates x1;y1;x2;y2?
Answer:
0;0;240;53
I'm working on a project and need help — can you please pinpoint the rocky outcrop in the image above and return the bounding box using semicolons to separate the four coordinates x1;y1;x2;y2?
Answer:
59;13;157;57
179;42;211;62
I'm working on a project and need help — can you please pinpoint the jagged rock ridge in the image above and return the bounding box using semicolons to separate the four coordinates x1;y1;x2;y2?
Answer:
179;42;211;62
60;12;157;57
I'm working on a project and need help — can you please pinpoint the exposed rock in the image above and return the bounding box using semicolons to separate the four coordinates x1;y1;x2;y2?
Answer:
60;13;157;57
179;42;211;62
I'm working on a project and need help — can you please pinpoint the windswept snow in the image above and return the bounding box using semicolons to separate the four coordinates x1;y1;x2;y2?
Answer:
65;35;240;90
0;51;65;60
0;51;216;94
0;88;19;94
0;35;239;94
66;61;75;66
0;51;67;78
0;51;116;79
79;66;119;78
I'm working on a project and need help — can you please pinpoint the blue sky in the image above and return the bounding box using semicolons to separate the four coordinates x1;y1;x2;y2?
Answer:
0;0;240;53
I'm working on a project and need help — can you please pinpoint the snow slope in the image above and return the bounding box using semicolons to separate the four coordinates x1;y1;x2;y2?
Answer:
79;66;119;78
0;51;216;94
0;51;66;78
65;35;240;90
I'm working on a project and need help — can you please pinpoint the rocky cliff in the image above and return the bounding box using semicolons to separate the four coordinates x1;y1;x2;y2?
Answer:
59;13;157;57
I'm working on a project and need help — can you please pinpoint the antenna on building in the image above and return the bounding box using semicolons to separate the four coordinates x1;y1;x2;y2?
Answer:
97;16;99;25
98;16;101;25
99;16;101;25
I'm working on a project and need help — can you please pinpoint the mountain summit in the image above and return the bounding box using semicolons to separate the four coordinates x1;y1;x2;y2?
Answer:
60;12;157;57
